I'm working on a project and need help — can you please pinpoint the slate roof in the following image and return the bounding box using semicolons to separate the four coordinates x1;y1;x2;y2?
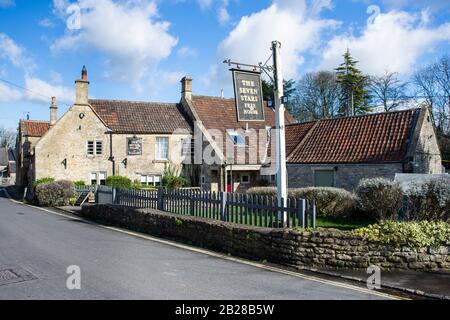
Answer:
286;108;420;164
89;99;193;134
21;120;50;137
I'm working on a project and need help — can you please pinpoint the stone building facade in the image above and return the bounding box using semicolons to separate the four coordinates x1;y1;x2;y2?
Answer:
284;107;444;191
17;67;192;187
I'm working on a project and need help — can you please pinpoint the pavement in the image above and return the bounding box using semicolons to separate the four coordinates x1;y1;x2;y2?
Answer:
0;187;404;300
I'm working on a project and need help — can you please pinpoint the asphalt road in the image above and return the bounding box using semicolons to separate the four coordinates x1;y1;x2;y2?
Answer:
0;188;393;300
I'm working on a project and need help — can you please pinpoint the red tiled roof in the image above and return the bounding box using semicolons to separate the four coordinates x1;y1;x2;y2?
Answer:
89;100;193;134
190;95;296;164
287;109;420;164
190;95;295;132
21;120;50;137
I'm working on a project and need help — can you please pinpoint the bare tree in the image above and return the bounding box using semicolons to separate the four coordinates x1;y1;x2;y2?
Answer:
368;71;409;112
294;71;341;122
414;55;450;134
0;126;17;148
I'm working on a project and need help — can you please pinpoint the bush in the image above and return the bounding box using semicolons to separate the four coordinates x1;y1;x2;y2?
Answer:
247;187;358;218
356;178;404;221
35;180;76;207
353;220;450;248
163;164;187;189
407;178;450;222
106;176;132;189
73;180;86;187
33;177;55;188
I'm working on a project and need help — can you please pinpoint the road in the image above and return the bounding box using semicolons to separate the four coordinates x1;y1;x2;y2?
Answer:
0;188;394;300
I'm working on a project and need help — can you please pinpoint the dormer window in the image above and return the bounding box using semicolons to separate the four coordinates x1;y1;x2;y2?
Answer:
228;131;245;146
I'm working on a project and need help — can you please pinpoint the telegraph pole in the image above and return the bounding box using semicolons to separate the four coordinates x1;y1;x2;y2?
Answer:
272;41;287;227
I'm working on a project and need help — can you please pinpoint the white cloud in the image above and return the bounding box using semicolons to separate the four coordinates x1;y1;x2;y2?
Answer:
319;10;450;75
177;46;197;58
51;0;178;83
218;3;230;25
0;33;35;71
0;83;22;102
197;0;213;11
0;0;15;8
24;77;74;104
39;18;55;28
0;78;73;104
215;0;338;80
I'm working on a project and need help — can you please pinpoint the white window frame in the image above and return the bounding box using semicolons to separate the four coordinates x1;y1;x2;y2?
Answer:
155;137;169;161
96;141;103;156
140;175;162;187
227;131;246;146
87;141;94;156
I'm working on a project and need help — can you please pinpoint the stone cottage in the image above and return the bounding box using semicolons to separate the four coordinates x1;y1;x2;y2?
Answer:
178;77;295;193
16;67;192;188
284;108;444;191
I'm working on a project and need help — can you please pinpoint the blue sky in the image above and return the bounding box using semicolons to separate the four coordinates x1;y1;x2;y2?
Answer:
0;0;449;129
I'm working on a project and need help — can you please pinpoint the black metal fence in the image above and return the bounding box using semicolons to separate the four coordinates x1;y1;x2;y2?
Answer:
96;186;316;229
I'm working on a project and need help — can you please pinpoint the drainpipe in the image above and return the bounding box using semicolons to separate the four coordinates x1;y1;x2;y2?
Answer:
106;128;115;176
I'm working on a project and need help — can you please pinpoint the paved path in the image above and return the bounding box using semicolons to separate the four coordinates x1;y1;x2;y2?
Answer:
0;189;394;300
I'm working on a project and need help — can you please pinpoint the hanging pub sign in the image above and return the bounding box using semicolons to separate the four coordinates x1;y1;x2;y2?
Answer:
127;137;142;156
232;69;265;122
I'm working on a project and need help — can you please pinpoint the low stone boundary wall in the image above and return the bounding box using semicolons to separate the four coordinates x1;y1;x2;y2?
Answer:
80;205;449;271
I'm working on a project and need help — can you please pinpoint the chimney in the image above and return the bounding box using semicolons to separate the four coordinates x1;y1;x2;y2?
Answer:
50;97;57;126
181;76;192;101
75;65;89;105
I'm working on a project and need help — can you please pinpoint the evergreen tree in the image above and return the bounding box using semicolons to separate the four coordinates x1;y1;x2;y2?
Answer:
335;49;371;116
262;79;297;115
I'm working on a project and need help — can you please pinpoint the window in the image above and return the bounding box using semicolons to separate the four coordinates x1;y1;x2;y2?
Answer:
99;172;107;185
87;141;94;155
87;141;102;156
201;175;206;185
241;174;250;184
96;141;103;155
140;175;162;187
314;170;335;187
228;131;245;145
90;172;107;185
156;137;169;160
90;172;97;185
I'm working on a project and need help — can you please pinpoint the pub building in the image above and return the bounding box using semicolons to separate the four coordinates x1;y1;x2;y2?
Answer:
16;67;293;192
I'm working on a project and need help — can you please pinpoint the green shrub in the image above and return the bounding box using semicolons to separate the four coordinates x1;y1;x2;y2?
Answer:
106;176;132;189
73;180;86;187
406;178;450;222
33;177;55;188
35;180;76;207
163;164;187;189
353;220;450;248
247;187;357;218
356;178;404;221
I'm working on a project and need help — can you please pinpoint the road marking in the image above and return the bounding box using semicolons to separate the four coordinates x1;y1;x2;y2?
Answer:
1;192;406;300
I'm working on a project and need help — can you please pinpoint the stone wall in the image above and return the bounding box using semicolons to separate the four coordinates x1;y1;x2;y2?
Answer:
287;163;404;191
413;108;443;174
80;205;449;271
33;104;190;184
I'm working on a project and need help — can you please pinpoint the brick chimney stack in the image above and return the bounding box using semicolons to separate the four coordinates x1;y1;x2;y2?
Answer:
75;65;89;105
181;76;192;101
50;97;57;126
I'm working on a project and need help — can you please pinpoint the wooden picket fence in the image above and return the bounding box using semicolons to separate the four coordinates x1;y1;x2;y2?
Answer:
96;187;316;229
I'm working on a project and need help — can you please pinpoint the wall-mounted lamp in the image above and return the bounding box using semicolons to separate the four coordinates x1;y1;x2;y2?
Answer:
122;158;128;168
61;158;67;169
